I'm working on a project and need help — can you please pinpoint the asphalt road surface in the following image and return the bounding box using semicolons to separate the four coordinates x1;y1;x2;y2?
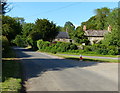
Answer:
14;47;118;91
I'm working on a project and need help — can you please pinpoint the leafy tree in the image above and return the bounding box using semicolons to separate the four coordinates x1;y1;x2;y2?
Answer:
34;19;59;41
22;23;35;37
57;26;64;32
14;17;25;25
81;16;97;30
102;8;120;47
72;26;89;44
2;16;22;43
12;35;26;47
95;7;110;30
64;21;75;38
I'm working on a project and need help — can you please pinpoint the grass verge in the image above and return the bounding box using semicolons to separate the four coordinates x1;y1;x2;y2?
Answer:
54;54;119;63
1;48;22;92
58;52;119;58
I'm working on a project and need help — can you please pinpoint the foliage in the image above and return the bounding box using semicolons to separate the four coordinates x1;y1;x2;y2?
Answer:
72;26;89;44
22;23;35;37
37;40;78;53
12;35;26;47
2;36;9;55
95;7;110;30
2;16;22;43
81;7;110;30
83;44;118;55
102;8;120;47
63;21;75;38
34;19;59;41
14;17;25;25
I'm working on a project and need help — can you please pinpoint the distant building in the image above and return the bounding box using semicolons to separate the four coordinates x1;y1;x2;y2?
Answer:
83;25;111;44
54;32;73;43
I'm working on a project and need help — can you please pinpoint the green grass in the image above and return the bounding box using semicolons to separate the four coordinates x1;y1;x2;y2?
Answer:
54;54;119;63
1;48;22;92
57;52;119;58
37;50;119;58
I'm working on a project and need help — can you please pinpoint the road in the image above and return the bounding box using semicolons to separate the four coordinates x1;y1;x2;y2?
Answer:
14;47;118;91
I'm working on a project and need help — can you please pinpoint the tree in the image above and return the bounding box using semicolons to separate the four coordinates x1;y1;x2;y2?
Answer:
81;7;110;30
81;16;97;30
34;19;59;41
102;8;120;47
14;17;25;25
1;0;12;15
72;26;89;44
22;23;35;37
12;35;26;47
95;7;110;30
2;16;22;43
57;26;64;32
64;21;75;38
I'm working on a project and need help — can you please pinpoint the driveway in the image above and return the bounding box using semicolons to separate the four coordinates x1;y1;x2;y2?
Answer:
14;47;118;91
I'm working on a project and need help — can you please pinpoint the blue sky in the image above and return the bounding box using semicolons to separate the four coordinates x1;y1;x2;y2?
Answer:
7;2;118;27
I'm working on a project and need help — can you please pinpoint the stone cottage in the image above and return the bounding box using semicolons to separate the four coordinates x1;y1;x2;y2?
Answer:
83;25;112;44
54;32;73;43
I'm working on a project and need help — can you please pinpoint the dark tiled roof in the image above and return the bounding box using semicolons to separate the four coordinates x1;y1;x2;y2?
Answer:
56;32;69;39
85;30;109;36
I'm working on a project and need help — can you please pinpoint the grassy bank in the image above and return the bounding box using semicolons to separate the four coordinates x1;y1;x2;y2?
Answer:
57;52;119;58
1;48;22;92
52;54;119;63
37;50;119;58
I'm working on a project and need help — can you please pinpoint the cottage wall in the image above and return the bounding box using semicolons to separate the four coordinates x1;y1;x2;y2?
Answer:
54;39;73;42
88;37;104;44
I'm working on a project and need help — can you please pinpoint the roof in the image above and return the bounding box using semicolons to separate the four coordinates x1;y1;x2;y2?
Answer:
85;30;109;37
56;32;69;39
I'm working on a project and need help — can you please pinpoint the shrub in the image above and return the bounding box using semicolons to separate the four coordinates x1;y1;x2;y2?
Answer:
12;35;26;47
108;50;116;55
37;40;44;50
2;36;9;52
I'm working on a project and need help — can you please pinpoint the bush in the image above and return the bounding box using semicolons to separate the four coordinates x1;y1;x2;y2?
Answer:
12;35;27;47
2;36;9;54
37;40;78;53
37;40;44;50
108;50;116;55
83;44;118;55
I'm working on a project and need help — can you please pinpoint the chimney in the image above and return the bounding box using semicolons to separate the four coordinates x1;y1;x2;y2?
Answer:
108;25;112;32
66;28;68;32
83;25;86;31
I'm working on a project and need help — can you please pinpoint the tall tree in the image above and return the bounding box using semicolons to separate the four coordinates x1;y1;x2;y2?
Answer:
2;16;22;42
95;7;110;30
72;26;89;44
64;21;75;38
102;8;120;47
34;19;59;41
22;23;35;37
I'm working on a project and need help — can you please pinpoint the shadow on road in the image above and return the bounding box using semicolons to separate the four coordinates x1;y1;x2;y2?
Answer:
14;47;100;92
22;58;98;80
17;53;99;81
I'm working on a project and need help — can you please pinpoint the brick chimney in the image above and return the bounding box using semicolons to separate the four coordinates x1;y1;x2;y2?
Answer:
108;25;112;32
83;25;87;31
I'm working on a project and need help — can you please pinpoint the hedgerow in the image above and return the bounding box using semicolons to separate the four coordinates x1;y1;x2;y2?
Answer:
37;40;78;53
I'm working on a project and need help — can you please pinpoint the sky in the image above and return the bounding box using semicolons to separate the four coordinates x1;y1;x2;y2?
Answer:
7;2;118;27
